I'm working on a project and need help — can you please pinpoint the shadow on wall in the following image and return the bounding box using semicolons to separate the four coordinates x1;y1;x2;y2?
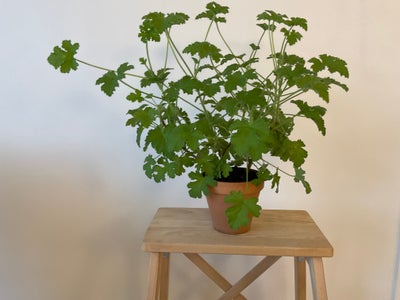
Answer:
0;150;150;300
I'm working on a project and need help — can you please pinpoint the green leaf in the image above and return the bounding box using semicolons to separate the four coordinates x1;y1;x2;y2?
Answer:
215;96;239;116
181;124;203;150
143;155;167;182
256;23;277;31
145;125;183;155
320;54;349;78
139;12;189;43
271;138;308;168
249;43;260;51
287;17;308;31
163;83;180;103
164;125;187;152
143;155;188;182
187;172;216;198
96;62;133;96
117;62;134;77
292;100;327;135
193;150;220;177
252;165;273;185
295;75;330;102
224;71;246;93
294;167;312;193
47;40;79;73
308;57;325;73
183;41;222;63
95;71;119;96
165;12;190;28
230;119;271;160
257;10;287;24
281;28;303;45
271;169;280;193
126;90;145;103
199;78;221;97
144;126;164;152
175;75;202;94
224;191;261;230
195;1;229;23
139;12;165;42
126;105;156;129
236;87;265;107
223;68;257;93
141;68;171;87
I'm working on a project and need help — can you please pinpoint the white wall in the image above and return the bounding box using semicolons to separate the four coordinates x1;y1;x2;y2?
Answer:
1;0;399;299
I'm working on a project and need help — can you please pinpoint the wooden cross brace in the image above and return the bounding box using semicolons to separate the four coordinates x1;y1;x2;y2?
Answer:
184;253;281;300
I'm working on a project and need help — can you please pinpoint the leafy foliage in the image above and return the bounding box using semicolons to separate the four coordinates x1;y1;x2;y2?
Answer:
225;191;262;229
48;1;349;229
47;40;79;73
96;63;134;96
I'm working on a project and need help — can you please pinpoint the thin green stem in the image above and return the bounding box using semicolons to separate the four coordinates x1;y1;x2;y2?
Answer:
119;79;158;106
215;22;244;70
279;89;304;104
203;20;214;41
260;158;295;178
145;43;153;71
165;30;193;76
268;22;278;70
76;59;144;79
163;39;170;69
250;30;267;60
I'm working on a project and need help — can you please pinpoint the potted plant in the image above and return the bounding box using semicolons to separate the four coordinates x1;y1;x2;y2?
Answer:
47;1;349;234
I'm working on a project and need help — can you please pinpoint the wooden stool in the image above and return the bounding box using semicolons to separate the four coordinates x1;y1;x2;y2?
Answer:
142;208;333;300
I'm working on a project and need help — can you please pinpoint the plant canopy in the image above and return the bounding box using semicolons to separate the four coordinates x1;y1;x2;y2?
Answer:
48;2;349;229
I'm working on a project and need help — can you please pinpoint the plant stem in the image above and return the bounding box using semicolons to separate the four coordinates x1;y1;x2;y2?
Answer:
165;30;193;76
250;29;267;60
215;23;244;71
76;59;144;79
268;22;278;70
260;158;295;178
279;89;304;104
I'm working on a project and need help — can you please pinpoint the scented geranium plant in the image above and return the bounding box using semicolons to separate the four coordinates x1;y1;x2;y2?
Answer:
48;2;349;229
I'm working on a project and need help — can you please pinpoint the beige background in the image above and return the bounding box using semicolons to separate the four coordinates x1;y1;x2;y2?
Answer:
1;0;399;299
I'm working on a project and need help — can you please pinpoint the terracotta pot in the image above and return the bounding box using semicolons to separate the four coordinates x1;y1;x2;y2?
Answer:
206;180;264;234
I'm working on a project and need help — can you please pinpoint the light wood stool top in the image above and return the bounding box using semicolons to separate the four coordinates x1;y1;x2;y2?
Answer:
143;207;333;300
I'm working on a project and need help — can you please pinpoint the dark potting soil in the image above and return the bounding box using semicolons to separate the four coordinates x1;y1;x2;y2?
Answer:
217;167;258;182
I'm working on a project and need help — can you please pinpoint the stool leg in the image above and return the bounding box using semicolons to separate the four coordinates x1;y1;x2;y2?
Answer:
307;257;328;300
158;253;170;300
147;252;161;300
294;257;306;300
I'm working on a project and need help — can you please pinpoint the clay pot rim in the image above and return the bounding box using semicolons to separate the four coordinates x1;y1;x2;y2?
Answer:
207;180;264;195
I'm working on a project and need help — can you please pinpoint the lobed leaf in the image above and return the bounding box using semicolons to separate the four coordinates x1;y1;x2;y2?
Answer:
96;71;119;96
96;62;134;96
187;172;216;198
309;54;349;78
139;12;189;43
183;41;223;63
47;40;79;73
126;105;156;129
292;100;327;135
140;68;171;87
195;1;229;23
224;191;261;230
294;167;312;193
271;169;280;193
230;119;271;160
271;137;308;168
281;28;303;45
126;90;145;103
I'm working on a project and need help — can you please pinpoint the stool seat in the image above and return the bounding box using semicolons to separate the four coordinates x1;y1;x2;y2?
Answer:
142;207;333;300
